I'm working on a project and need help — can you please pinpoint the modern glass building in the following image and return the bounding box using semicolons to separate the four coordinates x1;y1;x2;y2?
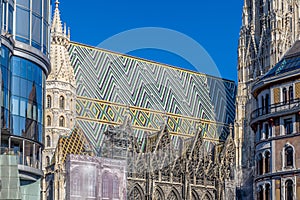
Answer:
0;0;50;199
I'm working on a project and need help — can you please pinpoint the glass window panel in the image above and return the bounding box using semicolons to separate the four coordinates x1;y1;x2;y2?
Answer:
20;59;27;78
38;107;42;123
36;86;42;105
2;68;8;89
16;0;30;8
11;76;20;95
12;58;21;76
27;62;33;81
33;105;37;120
12;116;21;136
8;5;13;34
43;0;49;21
32;15;42;46
43;21;49;54
16;7;30;40
19;117;25;136
12;97;19;115
20;78;28;98
27;102;32;119
3;3;7;30
20;98;26;117
34;65;42;87
4;91;9;110
32;0;42;15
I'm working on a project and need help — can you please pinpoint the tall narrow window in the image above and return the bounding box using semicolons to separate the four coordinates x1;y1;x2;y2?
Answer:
265;151;271;173
102;173;109;198
113;176;119;198
47;116;51;126
261;96;265;114
284;118;293;135
286;180;293;200
47;95;51;108
259;0;264;14
283;88;287;104
265;123;269;139
59;116;65;127
257;153;263;175
265;184;270;200
265;94;269;114
46;156;50;166
289;86;294;102
59;96;65;109
46;135;51;147
257;185;264;200
285;146;294;167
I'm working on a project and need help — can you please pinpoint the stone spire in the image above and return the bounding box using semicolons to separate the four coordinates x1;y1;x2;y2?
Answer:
48;0;74;84
51;0;63;35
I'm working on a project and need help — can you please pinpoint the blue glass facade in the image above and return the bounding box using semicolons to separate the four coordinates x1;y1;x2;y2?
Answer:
11;56;45;143
0;45;12;131
0;45;46;170
2;0;50;55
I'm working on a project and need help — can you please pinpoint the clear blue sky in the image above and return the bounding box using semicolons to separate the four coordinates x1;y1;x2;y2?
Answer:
58;1;243;82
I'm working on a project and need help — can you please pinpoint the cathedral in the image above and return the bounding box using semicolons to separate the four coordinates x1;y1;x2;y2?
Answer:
42;1;237;199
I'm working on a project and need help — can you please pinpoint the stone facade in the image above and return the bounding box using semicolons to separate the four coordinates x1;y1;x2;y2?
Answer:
250;41;300;200
65;155;127;200
236;0;300;199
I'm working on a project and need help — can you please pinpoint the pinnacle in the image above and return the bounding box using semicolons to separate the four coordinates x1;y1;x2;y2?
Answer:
51;0;63;34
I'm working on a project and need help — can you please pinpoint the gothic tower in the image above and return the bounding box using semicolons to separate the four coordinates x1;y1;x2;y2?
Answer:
42;1;76;198
236;0;300;198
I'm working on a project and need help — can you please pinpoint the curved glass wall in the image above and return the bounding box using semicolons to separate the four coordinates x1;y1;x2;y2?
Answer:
11;56;45;143
15;0;50;55
0;45;12;130
0;48;45;170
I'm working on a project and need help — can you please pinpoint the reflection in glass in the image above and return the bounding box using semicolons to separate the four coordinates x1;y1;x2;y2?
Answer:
10;57;45;143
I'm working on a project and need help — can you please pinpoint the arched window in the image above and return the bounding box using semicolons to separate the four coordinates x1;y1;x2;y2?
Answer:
59;96;65;109
47;95;51;108
129;186;143;200
265;151;271;173
257;185;263;200
113;176;119;198
46;156;50;166
47;116;51;126
285;146;294;167
46;135;51;147
283;88;287;104
102;173;109;198
286;180;293;200
289;86;294;102
257;153;263;175
59;116;65;127
265;184;270;200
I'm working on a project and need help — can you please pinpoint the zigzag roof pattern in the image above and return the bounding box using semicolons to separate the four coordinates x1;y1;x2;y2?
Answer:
68;42;236;150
